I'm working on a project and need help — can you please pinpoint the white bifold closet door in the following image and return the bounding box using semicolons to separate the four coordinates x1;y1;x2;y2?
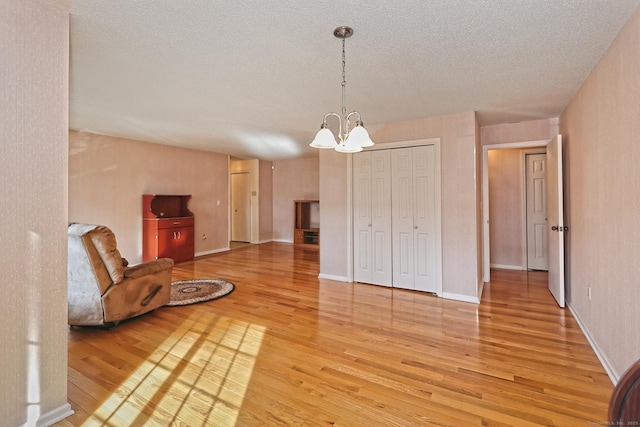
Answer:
391;146;437;292
353;150;392;286
353;146;438;293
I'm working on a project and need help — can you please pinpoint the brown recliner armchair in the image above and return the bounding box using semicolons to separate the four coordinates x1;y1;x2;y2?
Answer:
68;223;173;326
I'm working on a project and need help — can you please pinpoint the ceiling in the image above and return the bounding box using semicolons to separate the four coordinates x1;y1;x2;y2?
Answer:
69;1;640;160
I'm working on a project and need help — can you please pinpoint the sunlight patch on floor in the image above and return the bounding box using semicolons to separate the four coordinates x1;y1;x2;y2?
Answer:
81;312;265;426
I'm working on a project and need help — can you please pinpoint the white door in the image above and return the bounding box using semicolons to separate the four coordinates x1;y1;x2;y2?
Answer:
392;148;415;289
412;146;437;292
353;152;373;282
546;135;565;307
526;153;548;270
391;146;437;292
353;151;392;286
230;172;251;242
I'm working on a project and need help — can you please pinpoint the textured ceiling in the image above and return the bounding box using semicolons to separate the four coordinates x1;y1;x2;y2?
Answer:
69;0;640;160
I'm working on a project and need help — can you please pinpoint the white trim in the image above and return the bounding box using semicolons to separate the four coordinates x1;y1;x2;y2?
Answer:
271;239;293;244
567;302;617;384
257;239;273;244
477;280;485;302
482;140;549;283
349;138;443;296
24;403;74;427
442;292;480;304
195;247;230;257
362;137;441;151
433;141;443;297
318;273;349;282
490;263;526;271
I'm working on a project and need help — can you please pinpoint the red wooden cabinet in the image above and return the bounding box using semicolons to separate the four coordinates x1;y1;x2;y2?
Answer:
142;195;195;263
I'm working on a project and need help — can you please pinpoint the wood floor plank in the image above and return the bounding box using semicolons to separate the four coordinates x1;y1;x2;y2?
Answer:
56;243;613;426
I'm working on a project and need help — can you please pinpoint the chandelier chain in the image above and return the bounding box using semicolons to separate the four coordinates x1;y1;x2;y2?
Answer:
341;36;347;118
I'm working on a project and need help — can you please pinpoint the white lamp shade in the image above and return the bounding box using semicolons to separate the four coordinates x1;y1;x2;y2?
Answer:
335;143;363;153
310;127;338;149
335;134;364;153
344;124;374;148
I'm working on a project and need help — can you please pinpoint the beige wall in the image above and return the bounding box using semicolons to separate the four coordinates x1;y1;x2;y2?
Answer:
272;157;320;242
481;118;559;146
488;149;527;268
560;7;640;379
70;131;230;263
259;160;274;243
319;111;481;299
1;0;73;424
319;149;349;279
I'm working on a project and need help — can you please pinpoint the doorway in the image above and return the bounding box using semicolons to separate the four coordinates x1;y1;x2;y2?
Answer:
230;172;251;242
482;140;550;283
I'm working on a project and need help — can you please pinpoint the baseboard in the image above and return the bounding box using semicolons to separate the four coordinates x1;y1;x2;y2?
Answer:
567;301;617;384
490;263;525;270
256;239;273;244
195;247;230;257
29;403;74;427
442;292;480;304
271;239;293;244
318;273;349;282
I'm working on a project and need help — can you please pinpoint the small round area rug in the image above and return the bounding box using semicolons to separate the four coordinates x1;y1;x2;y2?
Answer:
167;279;235;306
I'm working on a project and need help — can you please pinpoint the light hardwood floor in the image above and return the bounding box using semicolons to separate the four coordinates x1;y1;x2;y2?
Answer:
56;243;613;426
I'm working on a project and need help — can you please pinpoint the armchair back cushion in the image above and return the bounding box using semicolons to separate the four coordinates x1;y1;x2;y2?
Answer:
68;223;173;326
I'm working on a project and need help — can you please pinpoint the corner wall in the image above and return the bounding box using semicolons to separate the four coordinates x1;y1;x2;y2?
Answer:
272;157;320;243
560;6;640;379
1;1;73;424
69;131;230;263
259;160;274;243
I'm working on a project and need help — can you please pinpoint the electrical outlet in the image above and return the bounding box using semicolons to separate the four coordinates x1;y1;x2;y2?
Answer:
588;286;591;301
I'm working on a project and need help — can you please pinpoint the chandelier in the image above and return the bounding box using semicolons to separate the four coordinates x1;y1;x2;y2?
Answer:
309;26;374;153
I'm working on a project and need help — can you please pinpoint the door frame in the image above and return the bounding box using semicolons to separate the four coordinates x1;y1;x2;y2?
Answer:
347;137;443;296
482;140;549;283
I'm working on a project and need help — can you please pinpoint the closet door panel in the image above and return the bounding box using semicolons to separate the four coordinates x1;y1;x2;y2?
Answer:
370;150;392;285
353;152;372;283
413;146;437;292
392;148;415;290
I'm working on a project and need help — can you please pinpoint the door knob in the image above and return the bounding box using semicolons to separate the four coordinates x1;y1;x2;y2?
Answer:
552;226;559;231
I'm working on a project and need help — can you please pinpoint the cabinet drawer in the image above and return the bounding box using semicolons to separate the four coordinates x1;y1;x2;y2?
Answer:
157;217;194;230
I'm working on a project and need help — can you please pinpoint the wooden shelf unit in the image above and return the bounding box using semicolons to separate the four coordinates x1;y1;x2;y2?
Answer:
294;200;319;248
143;194;195;264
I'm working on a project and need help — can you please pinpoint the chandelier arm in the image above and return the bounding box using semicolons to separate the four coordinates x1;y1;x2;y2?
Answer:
323;112;344;141
346;111;362;130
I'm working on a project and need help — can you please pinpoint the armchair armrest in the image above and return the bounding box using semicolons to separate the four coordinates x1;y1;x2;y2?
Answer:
124;258;174;279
